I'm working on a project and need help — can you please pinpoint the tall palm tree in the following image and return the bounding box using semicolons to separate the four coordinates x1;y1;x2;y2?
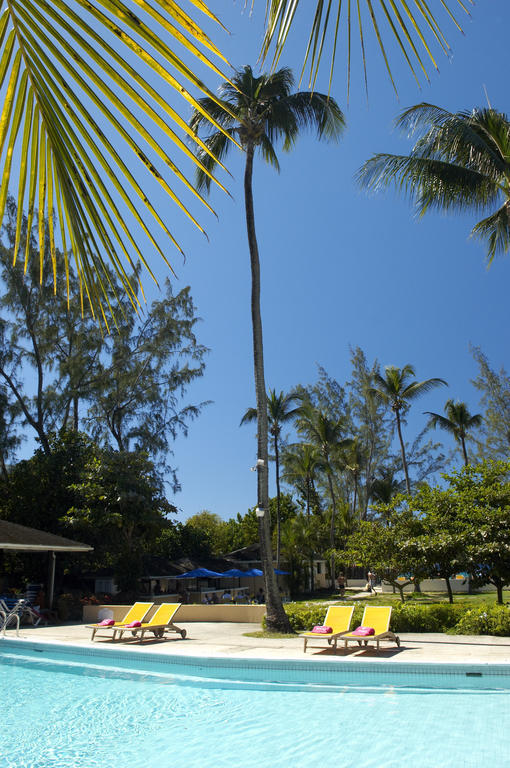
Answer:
370;365;447;494
425;399;482;466
282;443;322;518
337;438;366;518
358;105;510;262
240;389;301;566
296;404;353;588
370;467;406;505
190;66;344;632
282;442;322;591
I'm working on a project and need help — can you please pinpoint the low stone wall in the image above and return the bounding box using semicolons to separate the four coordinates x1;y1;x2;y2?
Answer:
381;578;470;593
82;603;266;624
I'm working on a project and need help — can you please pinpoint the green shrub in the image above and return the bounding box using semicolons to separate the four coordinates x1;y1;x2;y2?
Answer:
451;605;510;636
390;603;467;632
271;602;328;632
276;601;468;633
266;600;509;635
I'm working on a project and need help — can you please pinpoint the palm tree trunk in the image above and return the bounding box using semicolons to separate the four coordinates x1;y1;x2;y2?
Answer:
274;431;281;568
460;436;469;466
395;408;411;494
306;479;313;592
244;144;291;633
445;576;454;604
353;473;358;518
326;470;337;590
0;454;8;482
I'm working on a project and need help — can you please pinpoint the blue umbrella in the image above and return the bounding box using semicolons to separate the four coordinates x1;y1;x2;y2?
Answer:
244;568;263;577
274;569;290;575
220;568;248;578
175;568;223;579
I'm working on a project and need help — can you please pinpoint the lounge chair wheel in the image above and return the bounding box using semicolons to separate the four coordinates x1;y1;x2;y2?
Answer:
180;629;187;639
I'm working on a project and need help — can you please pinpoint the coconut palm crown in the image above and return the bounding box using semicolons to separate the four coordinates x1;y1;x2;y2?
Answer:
358;104;510;262
370;364;447;493
425;399;482;466
190;65;345;190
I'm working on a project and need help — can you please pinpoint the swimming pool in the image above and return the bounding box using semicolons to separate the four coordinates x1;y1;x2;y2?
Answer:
1;639;509;768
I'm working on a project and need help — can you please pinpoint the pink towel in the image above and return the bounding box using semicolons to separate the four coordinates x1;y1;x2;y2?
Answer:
351;626;375;636
124;621;142;628
312;625;333;634
98;619;115;626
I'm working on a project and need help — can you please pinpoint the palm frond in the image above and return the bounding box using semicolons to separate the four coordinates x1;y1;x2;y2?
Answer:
240;406;258;426
195;130;236;192
402;377;447;400
259;134;280;170
405;106;508;180
424;410;459;437
472;203;510;262
276;92;345;151
359;103;510;261
358;154;501;216
261;0;472;96
1;0;233;323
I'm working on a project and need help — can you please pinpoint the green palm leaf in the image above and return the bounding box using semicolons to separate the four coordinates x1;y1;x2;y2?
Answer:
0;0;232;325
261;0;473;96
359;104;510;262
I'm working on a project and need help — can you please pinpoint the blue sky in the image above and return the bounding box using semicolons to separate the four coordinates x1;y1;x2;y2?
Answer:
155;0;510;522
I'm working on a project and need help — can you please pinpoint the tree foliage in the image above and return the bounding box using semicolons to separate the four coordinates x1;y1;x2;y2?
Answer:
366;461;510;604
471;347;510;460
0;204;207;486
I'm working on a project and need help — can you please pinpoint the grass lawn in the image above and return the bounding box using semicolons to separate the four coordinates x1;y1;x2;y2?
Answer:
288;590;510;607
243;630;297;639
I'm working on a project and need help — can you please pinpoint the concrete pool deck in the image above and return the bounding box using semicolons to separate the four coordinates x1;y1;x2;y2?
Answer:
3;621;510;664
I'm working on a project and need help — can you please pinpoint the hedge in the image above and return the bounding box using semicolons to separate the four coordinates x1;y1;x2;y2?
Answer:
451;606;510;636
271;601;510;636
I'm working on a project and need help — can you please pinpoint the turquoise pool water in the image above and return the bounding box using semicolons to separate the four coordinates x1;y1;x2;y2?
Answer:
1;640;509;768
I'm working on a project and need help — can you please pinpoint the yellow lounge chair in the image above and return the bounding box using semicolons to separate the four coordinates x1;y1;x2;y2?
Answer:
301;605;354;652
87;602;154;641
116;603;186;642
343;606;400;651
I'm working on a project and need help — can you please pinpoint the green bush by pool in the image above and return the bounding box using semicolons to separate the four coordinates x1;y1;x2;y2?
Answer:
277;601;510;636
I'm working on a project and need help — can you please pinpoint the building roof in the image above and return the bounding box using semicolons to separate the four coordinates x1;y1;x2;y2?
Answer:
0;519;93;552
223;543;261;562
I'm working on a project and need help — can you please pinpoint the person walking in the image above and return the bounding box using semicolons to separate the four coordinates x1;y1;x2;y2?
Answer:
337;573;346;598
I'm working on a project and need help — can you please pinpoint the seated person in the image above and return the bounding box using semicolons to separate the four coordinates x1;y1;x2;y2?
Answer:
222;590;232;602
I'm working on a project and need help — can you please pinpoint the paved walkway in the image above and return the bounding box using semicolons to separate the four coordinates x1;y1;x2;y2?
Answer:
3;622;510;664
